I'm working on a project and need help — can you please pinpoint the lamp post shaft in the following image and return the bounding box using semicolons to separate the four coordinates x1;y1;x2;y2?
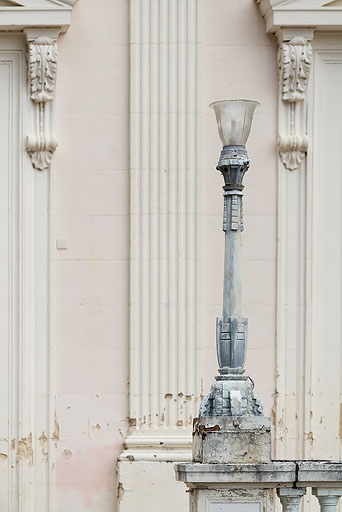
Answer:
223;191;242;319
215;146;249;375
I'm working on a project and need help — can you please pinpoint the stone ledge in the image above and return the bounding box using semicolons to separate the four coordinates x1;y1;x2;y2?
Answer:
297;461;342;487
175;461;342;489
175;461;296;487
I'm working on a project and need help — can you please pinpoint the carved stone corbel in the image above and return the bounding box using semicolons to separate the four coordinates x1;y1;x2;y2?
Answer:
278;37;312;170
26;36;58;171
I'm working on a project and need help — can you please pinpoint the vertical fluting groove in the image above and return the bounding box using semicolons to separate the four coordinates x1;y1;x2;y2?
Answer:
130;0;200;433
7;60;15;511
130;0;142;426
300;166;307;460
168;0;177;429
304;168;312;462
177;0;186;424
187;0;198;423
141;0;151;427
340;166;342;461
159;0;169;428
275;163;287;459
297;166;304;459
150;0;160;428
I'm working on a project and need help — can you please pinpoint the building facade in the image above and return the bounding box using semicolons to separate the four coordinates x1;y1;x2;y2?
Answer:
0;0;341;511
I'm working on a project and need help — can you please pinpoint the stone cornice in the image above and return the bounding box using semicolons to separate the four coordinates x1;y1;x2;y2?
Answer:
0;0;77;33
256;0;342;33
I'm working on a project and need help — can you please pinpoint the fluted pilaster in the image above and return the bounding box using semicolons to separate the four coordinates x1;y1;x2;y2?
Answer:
128;0;200;454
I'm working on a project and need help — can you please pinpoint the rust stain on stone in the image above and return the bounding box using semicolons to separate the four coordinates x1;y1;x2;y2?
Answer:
306;431;314;444
199;424;220;433
17;433;33;467
193;419;220;434
52;411;60;442
117;482;124;502
39;431;48;457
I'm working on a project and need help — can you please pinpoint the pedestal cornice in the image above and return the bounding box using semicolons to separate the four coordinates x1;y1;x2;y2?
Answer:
175;460;342;488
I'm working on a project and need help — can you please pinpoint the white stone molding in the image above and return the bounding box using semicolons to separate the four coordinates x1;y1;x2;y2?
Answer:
0;34;54;512
306;37;342;461
0;0;77;32
277;36;312;171
275;30;313;458
256;0;342;33
257;2;342;464
26;33;58;170
274;36;342;462
126;0;201;458
279;37;312;102
0;1;78;173
0;5;76;511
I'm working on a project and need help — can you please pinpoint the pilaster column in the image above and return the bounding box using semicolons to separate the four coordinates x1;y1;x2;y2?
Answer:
312;489;342;512
273;28;314;460
277;488;306;512
127;0;201;458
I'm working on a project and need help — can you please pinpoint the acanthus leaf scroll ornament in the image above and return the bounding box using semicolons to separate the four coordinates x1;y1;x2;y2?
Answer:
28;37;58;102
279;37;312;102
278;37;312;171
26;37;58;171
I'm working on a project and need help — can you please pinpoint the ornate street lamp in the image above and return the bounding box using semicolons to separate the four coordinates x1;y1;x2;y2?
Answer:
200;99;264;418
176;99;342;512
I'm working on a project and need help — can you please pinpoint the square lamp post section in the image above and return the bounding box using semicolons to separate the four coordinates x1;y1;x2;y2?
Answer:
174;100;342;512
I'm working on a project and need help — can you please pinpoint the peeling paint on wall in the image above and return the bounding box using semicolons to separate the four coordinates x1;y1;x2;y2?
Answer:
39;431;48;457
16;433;33;467
52;411;60;443
117;481;124;502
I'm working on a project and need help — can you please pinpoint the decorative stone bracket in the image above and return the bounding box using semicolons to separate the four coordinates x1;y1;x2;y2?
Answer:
278;36;312;170
26;34;58;171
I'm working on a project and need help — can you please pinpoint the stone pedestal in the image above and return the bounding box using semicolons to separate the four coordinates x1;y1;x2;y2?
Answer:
192;416;271;464
175;461;342;512
179;412;273;511
189;488;274;512
175;462;295;512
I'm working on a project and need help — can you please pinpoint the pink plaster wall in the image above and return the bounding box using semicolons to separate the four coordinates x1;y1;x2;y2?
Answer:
52;0;278;510
54;1;129;510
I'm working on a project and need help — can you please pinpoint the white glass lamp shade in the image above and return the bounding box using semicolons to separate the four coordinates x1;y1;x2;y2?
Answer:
210;99;260;146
